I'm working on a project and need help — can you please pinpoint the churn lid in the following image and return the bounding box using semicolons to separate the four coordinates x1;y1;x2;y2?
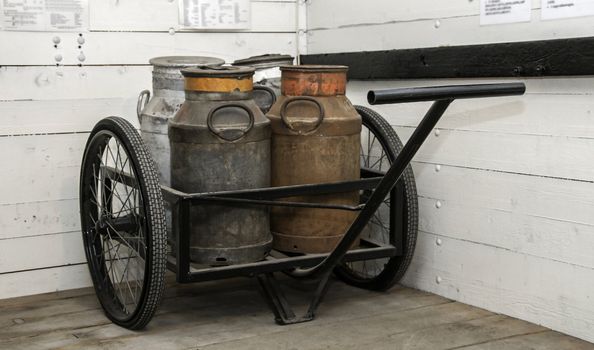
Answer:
149;56;226;68
181;66;255;93
233;54;294;69
280;65;348;96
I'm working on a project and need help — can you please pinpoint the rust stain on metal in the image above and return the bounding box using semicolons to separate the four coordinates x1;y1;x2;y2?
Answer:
184;77;253;93
280;65;348;96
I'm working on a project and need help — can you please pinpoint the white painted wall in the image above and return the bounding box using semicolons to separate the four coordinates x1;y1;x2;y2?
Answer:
0;0;306;299
2;0;594;344
307;0;594;343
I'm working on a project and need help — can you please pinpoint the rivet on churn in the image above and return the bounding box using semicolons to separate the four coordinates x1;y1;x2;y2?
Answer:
436;200;442;209
434;128;441;136
435;164;441;172
436;276;443;284
436;238;443;246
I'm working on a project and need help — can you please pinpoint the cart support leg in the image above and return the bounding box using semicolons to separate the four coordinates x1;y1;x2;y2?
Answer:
257;271;332;325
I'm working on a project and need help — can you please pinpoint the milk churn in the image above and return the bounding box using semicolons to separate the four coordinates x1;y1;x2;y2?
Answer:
232;54;294;113
137;56;225;185
267;65;361;254
137;56;224;250
169;66;272;265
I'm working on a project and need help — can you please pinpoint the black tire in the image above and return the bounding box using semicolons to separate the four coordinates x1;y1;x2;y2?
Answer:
79;116;166;329
334;106;419;291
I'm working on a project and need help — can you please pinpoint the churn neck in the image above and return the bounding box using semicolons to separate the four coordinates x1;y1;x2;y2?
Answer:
280;65;348;97
149;56;226;96
181;66;255;100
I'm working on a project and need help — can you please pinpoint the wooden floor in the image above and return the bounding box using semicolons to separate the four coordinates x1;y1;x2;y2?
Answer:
0;274;592;350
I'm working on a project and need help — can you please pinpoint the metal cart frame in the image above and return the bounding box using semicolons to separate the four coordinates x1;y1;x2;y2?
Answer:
154;82;526;325
80;83;525;329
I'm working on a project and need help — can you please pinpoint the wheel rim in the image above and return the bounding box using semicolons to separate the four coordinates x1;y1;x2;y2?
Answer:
342;122;395;280
81;131;149;321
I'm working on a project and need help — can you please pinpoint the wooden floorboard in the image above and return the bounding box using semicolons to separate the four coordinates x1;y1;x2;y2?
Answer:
0;274;591;350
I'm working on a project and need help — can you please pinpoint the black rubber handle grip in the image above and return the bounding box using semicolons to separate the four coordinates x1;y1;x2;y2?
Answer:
368;82;526;105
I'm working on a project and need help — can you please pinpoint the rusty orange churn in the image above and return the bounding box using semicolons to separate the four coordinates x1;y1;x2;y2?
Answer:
267;65;361;254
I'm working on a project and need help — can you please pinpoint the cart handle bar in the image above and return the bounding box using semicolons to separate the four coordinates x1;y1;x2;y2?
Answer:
368;82;526;105
292;82;526;280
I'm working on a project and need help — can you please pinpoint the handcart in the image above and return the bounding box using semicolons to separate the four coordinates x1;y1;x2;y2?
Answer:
79;82;525;329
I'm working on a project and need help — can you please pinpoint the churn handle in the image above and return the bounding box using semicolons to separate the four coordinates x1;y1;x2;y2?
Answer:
253;85;277;105
279;96;325;135
206;103;255;142
137;90;151;122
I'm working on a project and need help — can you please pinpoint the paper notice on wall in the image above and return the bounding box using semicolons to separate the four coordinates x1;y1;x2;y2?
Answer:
480;0;532;25
542;0;594;19
179;0;250;30
1;0;88;31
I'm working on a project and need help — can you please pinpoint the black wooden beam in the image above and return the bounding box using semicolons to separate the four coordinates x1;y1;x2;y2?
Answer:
300;37;594;79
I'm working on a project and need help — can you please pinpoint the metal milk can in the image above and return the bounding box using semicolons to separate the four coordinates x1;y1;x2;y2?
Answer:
137;56;224;251
232;54;294;113
137;56;225;185
267;65;362;254
169;66;272;265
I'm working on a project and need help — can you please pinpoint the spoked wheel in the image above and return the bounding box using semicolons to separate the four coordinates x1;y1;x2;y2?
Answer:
334;106;419;291
79;117;166;329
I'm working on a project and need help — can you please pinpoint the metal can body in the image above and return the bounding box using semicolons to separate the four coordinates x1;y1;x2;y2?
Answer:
267;65;362;254
137;56;225;249
169;66;272;265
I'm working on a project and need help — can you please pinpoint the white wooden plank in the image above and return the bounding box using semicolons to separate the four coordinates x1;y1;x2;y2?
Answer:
0;66;152;101
417;196;594;269
394;126;594;182
347;83;594;139
89;0;297;32
403;231;594;344
0;200;79;241
0;264;91;300
307;9;594;54
0;134;87;205
412;162;594;228
0;31;296;65
308;0;479;30
0;165;79;205
0;232;86;274
307;0;556;30
0;98;138;135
